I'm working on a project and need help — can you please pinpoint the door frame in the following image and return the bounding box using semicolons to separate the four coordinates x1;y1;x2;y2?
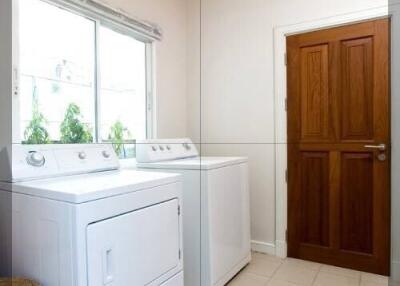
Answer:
273;6;390;259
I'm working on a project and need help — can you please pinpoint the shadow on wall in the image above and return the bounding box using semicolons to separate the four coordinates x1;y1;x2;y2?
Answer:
389;0;400;285
0;147;12;276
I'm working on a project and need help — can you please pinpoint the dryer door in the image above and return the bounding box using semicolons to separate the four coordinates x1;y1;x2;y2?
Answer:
87;199;181;286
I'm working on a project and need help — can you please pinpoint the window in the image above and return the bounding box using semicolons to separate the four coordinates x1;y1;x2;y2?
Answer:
18;0;153;158
99;26;148;158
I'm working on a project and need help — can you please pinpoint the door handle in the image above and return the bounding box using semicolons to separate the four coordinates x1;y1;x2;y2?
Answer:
102;247;114;285
364;144;386;151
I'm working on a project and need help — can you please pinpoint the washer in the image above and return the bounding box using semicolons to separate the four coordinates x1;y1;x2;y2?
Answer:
136;139;251;286
0;144;184;286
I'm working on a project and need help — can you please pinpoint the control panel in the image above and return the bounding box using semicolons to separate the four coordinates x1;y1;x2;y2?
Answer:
136;138;198;163
3;144;120;182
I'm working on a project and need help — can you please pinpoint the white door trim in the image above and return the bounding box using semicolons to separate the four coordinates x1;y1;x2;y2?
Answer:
273;5;389;258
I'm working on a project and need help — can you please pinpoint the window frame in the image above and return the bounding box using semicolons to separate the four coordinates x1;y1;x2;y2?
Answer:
15;0;155;146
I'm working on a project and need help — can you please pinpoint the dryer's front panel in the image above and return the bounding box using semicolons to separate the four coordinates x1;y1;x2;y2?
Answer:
87;199;181;286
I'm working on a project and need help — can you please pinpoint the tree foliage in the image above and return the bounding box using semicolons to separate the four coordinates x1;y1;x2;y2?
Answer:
108;120;131;157
60;103;93;144
24;106;51;144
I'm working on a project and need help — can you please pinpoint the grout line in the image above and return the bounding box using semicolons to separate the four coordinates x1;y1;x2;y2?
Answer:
308;263;322;286
269;258;284;280
253;252;286;285
264;275;273;286
310;269;320;286
231;270;274;284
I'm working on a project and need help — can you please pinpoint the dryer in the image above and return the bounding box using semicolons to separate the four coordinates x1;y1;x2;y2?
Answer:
0;144;184;286
136;139;251;286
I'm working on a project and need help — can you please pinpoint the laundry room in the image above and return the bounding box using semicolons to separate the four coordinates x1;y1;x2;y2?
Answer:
0;0;399;285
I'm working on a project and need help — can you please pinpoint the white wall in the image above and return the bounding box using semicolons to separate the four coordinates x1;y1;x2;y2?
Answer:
186;0;201;143
102;0;189;139
200;0;276;250
196;0;392;257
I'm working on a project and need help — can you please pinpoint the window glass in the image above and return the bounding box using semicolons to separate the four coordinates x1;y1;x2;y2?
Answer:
19;0;96;143
18;0;152;158
99;26;147;158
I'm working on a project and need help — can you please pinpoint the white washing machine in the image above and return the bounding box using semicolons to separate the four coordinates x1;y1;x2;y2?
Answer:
0;144;184;286
136;139;251;286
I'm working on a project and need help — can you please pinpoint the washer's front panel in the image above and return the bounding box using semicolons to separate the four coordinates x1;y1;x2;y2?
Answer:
206;163;251;285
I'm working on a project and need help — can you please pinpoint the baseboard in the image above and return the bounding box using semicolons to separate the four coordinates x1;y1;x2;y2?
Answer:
251;240;276;256
275;240;287;258
392;261;400;283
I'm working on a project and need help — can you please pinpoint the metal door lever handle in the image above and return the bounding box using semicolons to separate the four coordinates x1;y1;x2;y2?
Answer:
364;144;386;151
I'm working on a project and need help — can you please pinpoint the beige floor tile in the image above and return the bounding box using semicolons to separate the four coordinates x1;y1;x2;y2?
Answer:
313;272;359;286
238;255;390;286
361;281;388;286
244;257;282;278
267;278;302;286
319;264;361;279
283;258;321;271
227;273;269;286
272;263;319;286
361;272;389;286
252;252;284;264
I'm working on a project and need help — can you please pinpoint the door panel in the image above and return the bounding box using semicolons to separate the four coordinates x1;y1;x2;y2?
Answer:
300;152;330;247
340;152;374;254
287;19;390;275
300;45;330;141
341;37;374;140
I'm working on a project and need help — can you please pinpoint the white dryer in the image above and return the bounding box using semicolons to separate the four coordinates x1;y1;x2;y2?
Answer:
0;144;184;286
136;139;251;286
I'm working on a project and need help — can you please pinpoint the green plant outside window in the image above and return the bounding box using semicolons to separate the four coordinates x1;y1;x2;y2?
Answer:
24;106;51;145
108;121;132;158
60;103;93;144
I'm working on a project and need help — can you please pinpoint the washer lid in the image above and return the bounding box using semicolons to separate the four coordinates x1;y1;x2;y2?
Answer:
136;156;248;170
6;170;181;203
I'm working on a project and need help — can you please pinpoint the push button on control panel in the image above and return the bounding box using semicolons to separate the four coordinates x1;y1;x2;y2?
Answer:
182;143;191;151
135;139;199;163
78;152;87;160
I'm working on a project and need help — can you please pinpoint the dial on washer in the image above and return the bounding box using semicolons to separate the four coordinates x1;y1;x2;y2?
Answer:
26;151;45;167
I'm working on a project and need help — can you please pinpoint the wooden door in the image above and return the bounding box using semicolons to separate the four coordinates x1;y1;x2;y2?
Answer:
287;19;390;275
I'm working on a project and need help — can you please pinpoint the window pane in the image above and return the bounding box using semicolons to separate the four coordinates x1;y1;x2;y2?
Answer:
99;26;147;156
19;0;95;144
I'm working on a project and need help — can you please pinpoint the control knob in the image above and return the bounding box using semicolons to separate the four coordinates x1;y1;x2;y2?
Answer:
26;151;45;167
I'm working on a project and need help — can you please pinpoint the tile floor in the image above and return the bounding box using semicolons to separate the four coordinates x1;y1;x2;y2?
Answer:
227;252;390;286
